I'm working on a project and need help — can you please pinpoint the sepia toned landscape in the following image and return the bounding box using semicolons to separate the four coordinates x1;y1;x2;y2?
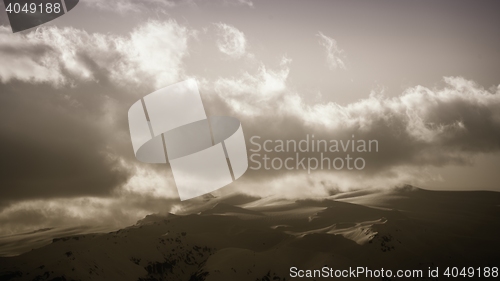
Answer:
1;0;499;280
1;185;499;280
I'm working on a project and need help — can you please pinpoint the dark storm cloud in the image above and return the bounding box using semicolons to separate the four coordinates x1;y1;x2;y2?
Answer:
0;192;180;235
0;81;130;200
204;69;500;193
1;16;499;201
0;0;499;236
0;21;192;202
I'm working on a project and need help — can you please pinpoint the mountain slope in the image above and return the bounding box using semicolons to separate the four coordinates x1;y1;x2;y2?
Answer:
1;186;499;281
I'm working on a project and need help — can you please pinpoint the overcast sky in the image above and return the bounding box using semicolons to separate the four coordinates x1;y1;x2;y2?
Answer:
0;0;499;235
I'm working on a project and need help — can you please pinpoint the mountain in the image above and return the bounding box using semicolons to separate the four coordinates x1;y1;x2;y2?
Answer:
1;186;499;281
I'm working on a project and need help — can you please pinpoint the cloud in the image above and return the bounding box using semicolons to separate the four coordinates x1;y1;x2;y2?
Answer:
0;82;130;201
214;23;247;58
222;0;254;7
233;0;254;7
0;17;499;236
2;20;499;201
83;0;181;14
83;0;253;14
0;20;207;236
205;58;500;196
317;31;346;70
212;61;500;163
114;20;192;88
0;26;65;85
213;56;290;115
0;20;191;88
0;20;194;205
0;193;177;236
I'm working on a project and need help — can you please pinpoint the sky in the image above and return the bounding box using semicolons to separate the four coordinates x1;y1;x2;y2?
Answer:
0;0;499;235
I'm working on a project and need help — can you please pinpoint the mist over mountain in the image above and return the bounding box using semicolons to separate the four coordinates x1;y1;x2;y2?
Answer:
1;186;498;281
